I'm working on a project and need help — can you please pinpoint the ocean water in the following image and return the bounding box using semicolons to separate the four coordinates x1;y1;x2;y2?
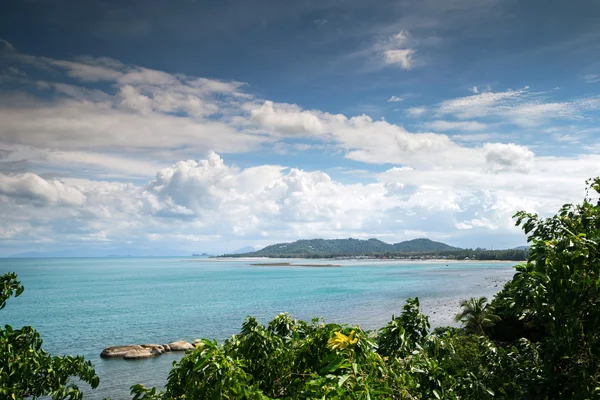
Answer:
0;257;516;399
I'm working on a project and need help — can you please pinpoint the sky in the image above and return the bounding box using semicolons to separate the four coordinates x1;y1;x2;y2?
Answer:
0;0;599;256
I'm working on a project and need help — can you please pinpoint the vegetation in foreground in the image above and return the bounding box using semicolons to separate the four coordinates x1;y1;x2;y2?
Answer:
0;273;100;399
1;177;599;399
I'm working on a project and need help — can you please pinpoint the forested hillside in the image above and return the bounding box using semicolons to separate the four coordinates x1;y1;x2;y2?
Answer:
221;237;527;260
224;237;460;257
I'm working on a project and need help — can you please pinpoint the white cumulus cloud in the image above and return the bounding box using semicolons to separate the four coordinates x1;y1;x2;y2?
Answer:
483;143;535;174
383;49;415;70
2;47;600;254
0;173;85;205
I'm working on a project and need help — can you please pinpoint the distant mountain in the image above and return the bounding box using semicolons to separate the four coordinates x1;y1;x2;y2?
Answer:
224;238;460;257
513;245;530;250
192;253;213;257
229;246;257;255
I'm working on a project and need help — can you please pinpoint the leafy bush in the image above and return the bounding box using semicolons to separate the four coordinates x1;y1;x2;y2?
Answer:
489;177;600;398
131;299;545;399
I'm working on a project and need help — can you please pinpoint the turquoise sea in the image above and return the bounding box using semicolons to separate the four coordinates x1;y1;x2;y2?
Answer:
0;257;516;399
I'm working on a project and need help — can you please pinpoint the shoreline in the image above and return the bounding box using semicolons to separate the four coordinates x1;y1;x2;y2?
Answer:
250;262;341;267
187;257;521;264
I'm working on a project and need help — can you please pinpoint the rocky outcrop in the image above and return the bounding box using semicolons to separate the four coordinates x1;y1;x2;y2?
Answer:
101;345;145;358
169;340;194;351
123;348;155;360
101;341;194;360
141;344;165;354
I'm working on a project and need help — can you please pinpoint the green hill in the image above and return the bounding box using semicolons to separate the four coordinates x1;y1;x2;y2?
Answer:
224;238;460;258
392;238;459;252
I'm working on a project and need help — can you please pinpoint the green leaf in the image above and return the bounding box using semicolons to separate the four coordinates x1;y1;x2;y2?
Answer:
338;374;350;387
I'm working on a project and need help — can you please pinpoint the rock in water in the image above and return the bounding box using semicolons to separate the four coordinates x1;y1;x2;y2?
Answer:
141;344;165;354
123;348;155;360
169;340;194;351
102;341;193;359
101;345;145;358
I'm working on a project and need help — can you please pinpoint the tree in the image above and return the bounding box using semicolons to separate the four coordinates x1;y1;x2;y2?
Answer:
454;297;499;335
491;177;600;397
0;272;101;400
377;297;429;357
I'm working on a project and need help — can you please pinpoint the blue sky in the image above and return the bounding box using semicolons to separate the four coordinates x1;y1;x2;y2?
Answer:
0;0;599;256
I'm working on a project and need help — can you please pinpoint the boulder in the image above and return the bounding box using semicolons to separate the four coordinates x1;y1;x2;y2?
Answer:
102;341;194;359
101;345;145;358
169;340;194;351
123;348;156;360
141;344;164;354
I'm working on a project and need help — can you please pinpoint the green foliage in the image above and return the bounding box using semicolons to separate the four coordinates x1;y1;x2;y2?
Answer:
130;299;544;400
0;272;24;311
489;176;600;398
454;297;499;335
434;248;528;261
377;297;429;357
0;273;102;400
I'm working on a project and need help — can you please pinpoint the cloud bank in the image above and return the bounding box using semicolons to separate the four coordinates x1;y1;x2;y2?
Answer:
1;46;599;254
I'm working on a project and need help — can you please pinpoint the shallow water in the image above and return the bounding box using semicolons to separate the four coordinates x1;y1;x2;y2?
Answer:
0;257;516;399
